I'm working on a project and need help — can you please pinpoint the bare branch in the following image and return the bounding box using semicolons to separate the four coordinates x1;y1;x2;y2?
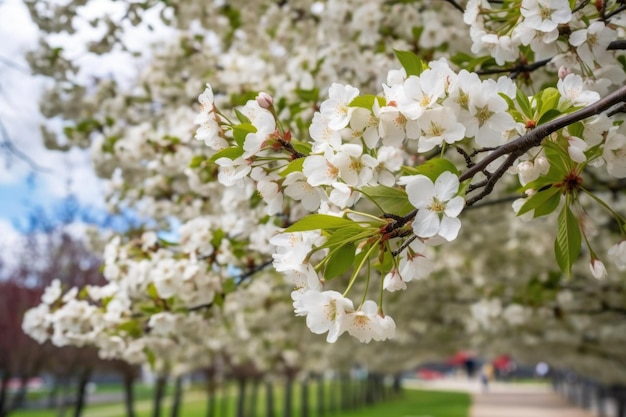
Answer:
0;115;51;173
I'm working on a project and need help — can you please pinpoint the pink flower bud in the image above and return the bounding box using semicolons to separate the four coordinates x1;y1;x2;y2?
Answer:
589;258;607;279
558;66;571;80
256;92;274;109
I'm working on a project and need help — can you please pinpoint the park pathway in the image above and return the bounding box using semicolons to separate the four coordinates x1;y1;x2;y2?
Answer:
470;383;594;417
405;378;596;417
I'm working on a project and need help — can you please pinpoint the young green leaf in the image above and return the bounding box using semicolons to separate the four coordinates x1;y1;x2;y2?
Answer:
349;95;385;110
554;205;581;278
285;214;356;232
324;244;356;280
412;158;459;182
361;185;414;216
279;158;305;177
232;123;256;147
515;88;533;118
517;187;560;217
322;225;368;249
393;49;426;76
209;146;245;163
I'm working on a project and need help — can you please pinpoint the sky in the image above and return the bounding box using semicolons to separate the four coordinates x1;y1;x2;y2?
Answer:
0;0;105;237
0;0;173;238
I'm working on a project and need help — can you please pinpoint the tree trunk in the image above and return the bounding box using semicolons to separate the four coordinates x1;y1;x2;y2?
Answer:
249;378;259;417
340;373;349;411
205;373;216;417
329;376;337;414
169;376;183;417
0;372;10;417
284;376;293;417
219;381;230;417
152;375;167;417
123;374;136;417
73;368;92;417
316;374;325;417
265;380;275;417
56;375;70;417
235;378;247;417
301;376;309;417
10;374;28;411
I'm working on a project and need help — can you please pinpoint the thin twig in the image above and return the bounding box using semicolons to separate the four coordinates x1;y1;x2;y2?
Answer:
572;0;590;13
0;116;51;172
455;146;474;168
475;58;552;77
604;4;626;20
0;57;31;74
466;151;522;206
465;194;525;210
187;260;274;312
391;235;418;257
441;0;464;13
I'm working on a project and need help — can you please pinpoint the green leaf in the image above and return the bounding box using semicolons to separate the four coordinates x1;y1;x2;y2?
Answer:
210;228;225;248
292;142;312;155
554;205;581;278
412;158;459;182
537;87;560;115
285;214;356;232
361;185;414;215
393;49;426;76
147;283;159;300
537;109;562;125
349;95;385;110
208;147;244;163
234;109;251;124
515;88;532;118
324;244;356;280
279;158;305;177
189;155;206;168
232;123;256;147
118;320;142;337
567;121;584;138
230;91;257;106
223;278;237;294
517;187;560;217
322;225;368;249
295;88;320;102
144;348;156;369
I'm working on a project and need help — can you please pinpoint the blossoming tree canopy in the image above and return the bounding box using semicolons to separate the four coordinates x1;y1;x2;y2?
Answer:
20;0;626;363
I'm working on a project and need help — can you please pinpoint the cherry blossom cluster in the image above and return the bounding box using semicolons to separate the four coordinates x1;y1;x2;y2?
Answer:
21;0;626;373
465;0;625;78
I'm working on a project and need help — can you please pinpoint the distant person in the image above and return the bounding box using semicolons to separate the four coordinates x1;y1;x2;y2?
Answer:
480;363;494;392
536;362;549;378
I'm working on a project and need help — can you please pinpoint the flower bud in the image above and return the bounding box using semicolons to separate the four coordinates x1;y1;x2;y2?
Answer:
517;160;538;186
558;66;572;80
589;258;607;279
534;156;550;175
256;92;274;109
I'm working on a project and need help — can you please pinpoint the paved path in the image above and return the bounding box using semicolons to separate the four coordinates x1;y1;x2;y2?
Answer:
405;378;596;417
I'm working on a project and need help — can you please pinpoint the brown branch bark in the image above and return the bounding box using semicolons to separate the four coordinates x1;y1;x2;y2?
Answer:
459;85;626;186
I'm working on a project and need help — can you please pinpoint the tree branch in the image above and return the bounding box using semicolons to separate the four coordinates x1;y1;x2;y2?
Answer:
475;58;552;78
459;85;626;186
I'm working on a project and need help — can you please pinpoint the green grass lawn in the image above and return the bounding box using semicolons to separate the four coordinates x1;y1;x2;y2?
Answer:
12;387;470;417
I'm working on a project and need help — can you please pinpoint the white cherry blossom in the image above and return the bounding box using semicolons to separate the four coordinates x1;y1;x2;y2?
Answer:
320;83;360;131
403;171;465;241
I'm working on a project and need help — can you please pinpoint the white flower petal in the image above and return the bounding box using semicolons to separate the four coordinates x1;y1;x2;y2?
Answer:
434;171;460;201
438;216;462;241
412;209;440;238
